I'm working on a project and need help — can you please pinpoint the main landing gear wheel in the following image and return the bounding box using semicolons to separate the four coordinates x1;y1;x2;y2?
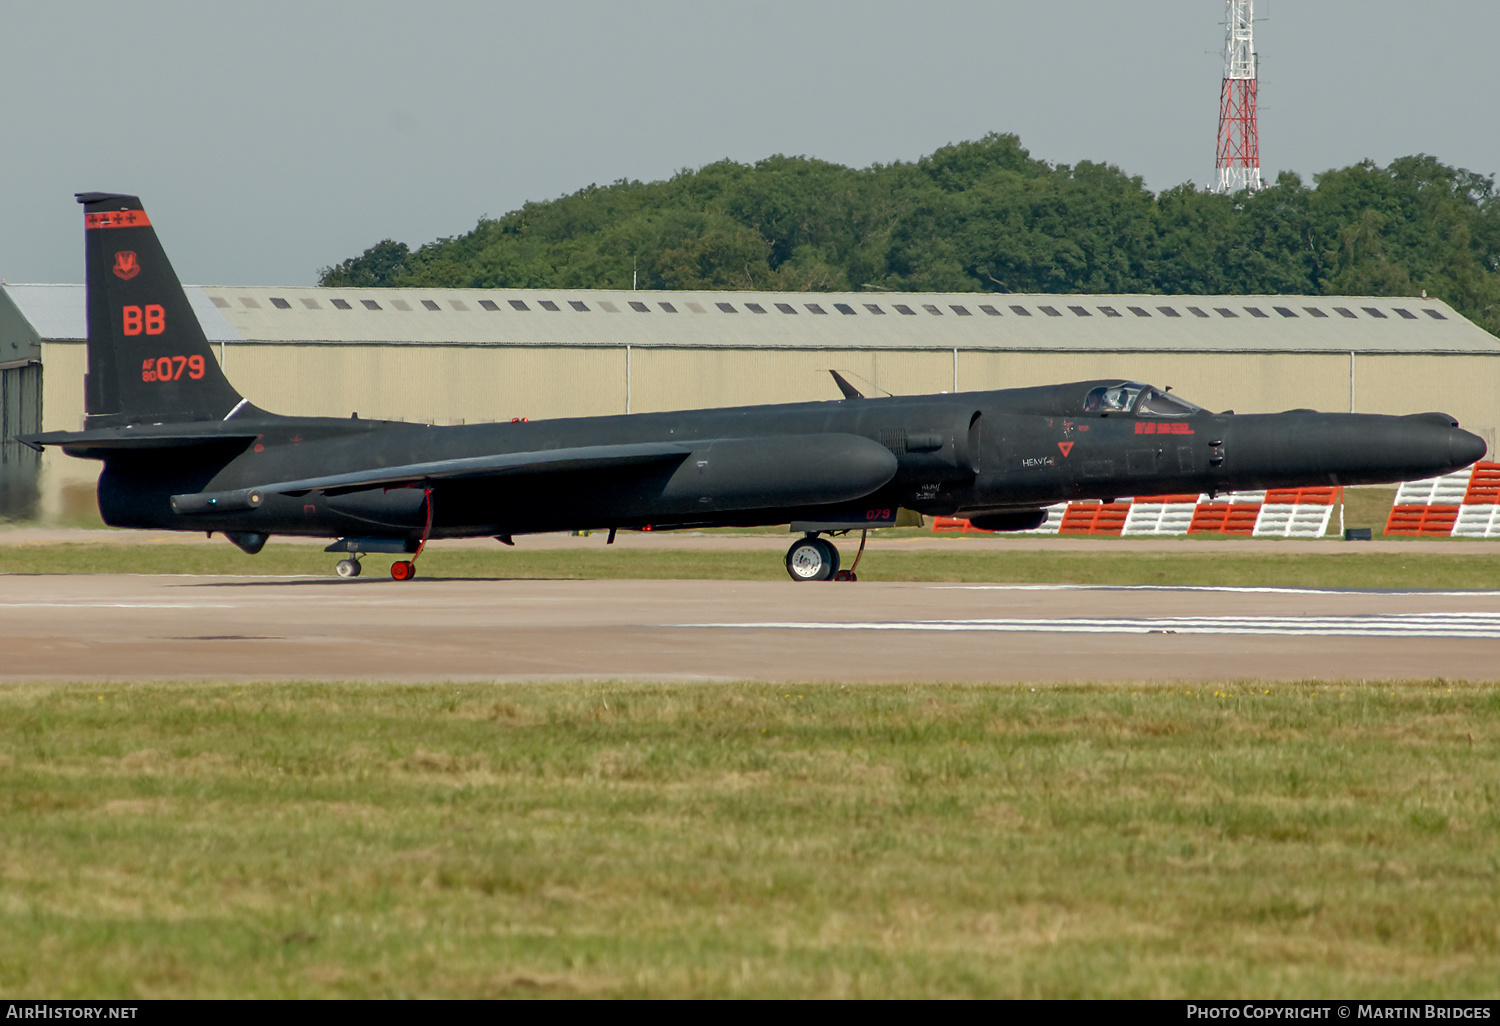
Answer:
335;558;362;579
785;536;840;582
390;560;417;581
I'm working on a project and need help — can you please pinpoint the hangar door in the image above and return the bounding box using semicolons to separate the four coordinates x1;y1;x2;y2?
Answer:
0;362;41;520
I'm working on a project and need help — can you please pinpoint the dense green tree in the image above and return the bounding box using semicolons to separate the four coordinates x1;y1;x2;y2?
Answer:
319;134;1500;337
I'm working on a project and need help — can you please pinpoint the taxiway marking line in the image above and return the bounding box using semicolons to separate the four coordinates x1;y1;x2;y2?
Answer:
0;602;238;609
679;612;1500;639
934;584;1500;597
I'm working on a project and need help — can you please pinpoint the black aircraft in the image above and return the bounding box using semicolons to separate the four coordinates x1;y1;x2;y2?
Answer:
17;193;1489;581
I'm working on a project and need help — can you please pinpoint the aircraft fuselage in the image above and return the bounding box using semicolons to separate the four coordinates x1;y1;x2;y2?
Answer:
85;381;1485;543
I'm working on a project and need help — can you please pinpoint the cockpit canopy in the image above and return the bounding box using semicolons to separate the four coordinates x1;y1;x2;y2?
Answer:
1082;382;1203;417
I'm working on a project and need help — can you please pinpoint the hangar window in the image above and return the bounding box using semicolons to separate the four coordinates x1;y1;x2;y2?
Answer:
746;303;767;313
509;300;530;311
1362;307;1387;319
300;298;321;310
1127;306;1150;317
1394;308;1417;320
1040;306;1063;317
806;304;828;314
569;301;590;312
597;300;620;312
659;302;678;313
1334;307;1356;318
479;299;500;311
1156;306;1180;318
716;302;738;313
1008;305;1030;316
923;305;943;315
629;301;650;312
449;300;469;311
1424;309;1447;320
210;296;231;308
360;299;381;311
1244;307;1268;318
1213;307;1236;318
270;297;291;310
241;297;261;309
391;299;411;311
775;303;797;314
422;299;440;311
1068;305;1091;317
1273;306;1297;318
1303;307;1327;318
981;305;1004;316
863;304;885;315
894;305;916;315
685;302;707;313
950;305;972;316
1187;307;1209;318
835;303;857;315
1099;306;1121;318
331;298;352;310
539;300;560;312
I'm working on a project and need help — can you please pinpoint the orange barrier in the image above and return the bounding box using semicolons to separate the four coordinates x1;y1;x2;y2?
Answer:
1384;462;1499;537
1187;502;1260;534
1264;487;1338;505
1464;463;1500;504
1058;501;1131;535
931;515;986;533
1385;505;1460;537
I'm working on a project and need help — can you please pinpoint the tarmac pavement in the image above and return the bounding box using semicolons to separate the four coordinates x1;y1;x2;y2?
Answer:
1;571;1497;684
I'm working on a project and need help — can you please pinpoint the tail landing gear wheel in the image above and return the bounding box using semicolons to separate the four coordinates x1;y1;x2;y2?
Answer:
833;570;857;582
335;558;362;578
785;537;840;582
390;560;416;581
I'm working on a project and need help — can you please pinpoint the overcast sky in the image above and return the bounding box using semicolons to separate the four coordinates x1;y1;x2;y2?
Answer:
3;1;1495;287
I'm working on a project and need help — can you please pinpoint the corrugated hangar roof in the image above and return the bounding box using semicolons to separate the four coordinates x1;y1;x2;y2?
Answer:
6;283;1497;354
0;284;243;343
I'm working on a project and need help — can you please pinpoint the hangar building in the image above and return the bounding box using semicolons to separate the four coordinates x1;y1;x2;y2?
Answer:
2;282;1497;520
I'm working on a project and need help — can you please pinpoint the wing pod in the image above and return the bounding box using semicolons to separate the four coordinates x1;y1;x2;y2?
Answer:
658;434;897;511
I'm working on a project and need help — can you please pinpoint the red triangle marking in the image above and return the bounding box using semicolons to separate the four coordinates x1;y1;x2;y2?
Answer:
1058;441;1074;457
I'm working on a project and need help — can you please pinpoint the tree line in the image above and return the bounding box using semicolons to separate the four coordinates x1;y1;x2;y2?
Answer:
320;133;1500;337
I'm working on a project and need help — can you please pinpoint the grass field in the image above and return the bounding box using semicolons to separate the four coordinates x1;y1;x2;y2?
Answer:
3;540;1500;590
0;679;1496;998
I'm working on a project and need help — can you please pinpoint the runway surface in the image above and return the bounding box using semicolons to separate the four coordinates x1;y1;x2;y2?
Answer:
3;573;1498;683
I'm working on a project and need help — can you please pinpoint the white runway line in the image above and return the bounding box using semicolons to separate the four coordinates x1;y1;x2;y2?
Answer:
679;612;1500;639
0;602;237;609
933;584;1500;597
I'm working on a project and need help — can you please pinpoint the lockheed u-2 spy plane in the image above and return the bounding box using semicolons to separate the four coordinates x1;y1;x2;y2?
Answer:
17;193;1489;581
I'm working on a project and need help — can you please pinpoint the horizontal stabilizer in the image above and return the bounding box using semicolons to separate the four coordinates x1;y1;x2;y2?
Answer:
16;426;262;454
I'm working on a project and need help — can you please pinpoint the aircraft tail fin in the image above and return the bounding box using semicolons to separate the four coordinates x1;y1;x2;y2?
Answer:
75;193;246;428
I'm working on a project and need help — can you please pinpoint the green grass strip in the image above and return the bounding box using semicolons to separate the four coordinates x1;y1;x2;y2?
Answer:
3;541;1500;589
0;679;1496;997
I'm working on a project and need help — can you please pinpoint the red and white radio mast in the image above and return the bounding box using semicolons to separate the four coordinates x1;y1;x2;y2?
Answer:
1215;0;1261;193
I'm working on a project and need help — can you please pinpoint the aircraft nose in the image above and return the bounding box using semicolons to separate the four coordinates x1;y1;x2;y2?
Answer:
1451;427;1488;469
